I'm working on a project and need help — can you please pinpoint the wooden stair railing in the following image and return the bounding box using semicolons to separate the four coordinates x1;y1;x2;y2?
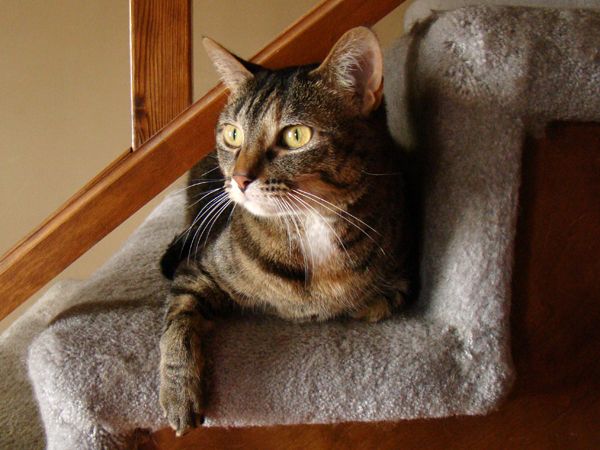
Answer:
0;0;406;320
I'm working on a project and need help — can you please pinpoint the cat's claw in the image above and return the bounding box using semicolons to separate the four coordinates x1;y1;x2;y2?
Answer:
350;296;392;323
160;374;205;436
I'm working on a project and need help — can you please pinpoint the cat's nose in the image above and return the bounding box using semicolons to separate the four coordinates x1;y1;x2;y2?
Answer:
232;173;254;192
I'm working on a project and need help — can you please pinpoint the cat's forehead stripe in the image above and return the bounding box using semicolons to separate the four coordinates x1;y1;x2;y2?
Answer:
229;69;304;126
243;73;284;123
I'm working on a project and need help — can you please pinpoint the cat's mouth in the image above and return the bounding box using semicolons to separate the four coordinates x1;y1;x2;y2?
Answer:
228;179;319;218
227;179;347;223
227;180;284;217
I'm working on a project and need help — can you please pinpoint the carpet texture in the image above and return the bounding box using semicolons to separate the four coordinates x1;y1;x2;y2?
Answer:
0;3;598;449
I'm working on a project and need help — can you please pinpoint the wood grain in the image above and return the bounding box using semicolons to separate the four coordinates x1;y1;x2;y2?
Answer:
130;0;192;148
143;123;600;449
0;0;405;321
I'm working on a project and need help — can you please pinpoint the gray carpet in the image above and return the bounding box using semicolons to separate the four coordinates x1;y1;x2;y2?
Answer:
1;3;599;449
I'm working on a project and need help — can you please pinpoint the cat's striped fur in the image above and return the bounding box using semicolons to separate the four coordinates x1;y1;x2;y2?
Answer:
158;27;414;435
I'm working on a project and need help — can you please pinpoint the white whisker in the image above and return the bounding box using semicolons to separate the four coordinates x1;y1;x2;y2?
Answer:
192;165;221;179
226;203;237;226
185;193;228;250
281;197;310;284
170;178;225;197
189;195;230;261
293;189;386;256
288;192;351;264
175;188;224;254
361;170;402;177
272;196;293;258
186;187;224;209
180;189;224;236
185;192;229;262
295;188;381;236
199;199;232;250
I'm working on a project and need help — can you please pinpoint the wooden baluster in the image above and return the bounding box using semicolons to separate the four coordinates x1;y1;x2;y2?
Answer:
130;0;192;148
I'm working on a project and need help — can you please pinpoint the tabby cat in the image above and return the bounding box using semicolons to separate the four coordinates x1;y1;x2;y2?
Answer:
159;27;412;435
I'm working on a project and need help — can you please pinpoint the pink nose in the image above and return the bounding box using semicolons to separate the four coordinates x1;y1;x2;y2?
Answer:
232;173;253;192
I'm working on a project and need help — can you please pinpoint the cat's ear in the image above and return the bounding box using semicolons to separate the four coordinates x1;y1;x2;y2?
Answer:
202;37;254;92
312;27;383;115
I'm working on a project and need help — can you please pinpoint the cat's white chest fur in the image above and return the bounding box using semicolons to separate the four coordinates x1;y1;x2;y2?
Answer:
303;214;336;265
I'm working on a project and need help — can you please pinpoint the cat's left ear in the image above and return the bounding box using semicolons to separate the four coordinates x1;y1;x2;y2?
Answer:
202;37;254;92
312;27;383;116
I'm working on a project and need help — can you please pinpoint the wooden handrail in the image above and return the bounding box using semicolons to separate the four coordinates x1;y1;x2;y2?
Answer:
0;0;405;321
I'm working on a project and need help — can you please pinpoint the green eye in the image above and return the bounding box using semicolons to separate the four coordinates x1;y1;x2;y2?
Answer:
223;124;243;148
282;125;312;149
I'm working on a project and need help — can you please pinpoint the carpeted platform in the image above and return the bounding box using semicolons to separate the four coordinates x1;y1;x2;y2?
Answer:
1;3;599;449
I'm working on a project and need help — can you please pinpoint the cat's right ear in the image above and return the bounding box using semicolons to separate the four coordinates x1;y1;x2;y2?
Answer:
311;27;383;116
202;37;254;92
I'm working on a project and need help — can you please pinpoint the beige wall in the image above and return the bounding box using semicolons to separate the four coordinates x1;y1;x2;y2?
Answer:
0;0;411;331
193;0;412;99
0;0;130;256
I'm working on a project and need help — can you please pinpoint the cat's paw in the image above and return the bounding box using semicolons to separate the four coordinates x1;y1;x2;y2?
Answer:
350;296;392;323
159;328;206;436
159;368;205;436
391;290;406;310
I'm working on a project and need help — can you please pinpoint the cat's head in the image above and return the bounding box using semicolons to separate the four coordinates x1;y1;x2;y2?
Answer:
203;27;385;218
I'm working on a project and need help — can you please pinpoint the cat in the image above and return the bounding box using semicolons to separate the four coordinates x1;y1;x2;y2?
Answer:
158;26;413;435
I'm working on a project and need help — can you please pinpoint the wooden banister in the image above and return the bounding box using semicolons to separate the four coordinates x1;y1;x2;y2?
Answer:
0;0;405;321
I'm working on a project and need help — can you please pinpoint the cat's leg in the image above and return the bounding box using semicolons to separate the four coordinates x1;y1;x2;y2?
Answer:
160;293;208;435
159;264;227;435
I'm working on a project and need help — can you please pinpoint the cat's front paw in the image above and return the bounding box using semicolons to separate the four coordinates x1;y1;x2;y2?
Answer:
350;296;392;323
159;327;206;436
159;368;205;436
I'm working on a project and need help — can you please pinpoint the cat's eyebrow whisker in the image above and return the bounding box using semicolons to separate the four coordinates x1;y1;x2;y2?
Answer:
288;192;351;264
293;189;386;256
294;188;382;236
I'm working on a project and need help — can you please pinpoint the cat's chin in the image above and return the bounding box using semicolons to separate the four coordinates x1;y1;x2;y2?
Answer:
244;201;300;219
240;200;275;217
229;187;284;218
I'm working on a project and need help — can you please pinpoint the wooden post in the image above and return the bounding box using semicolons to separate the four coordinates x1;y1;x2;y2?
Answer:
130;0;192;148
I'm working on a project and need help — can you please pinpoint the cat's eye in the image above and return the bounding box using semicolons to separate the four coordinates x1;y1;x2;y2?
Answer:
281;125;312;149
222;124;244;148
